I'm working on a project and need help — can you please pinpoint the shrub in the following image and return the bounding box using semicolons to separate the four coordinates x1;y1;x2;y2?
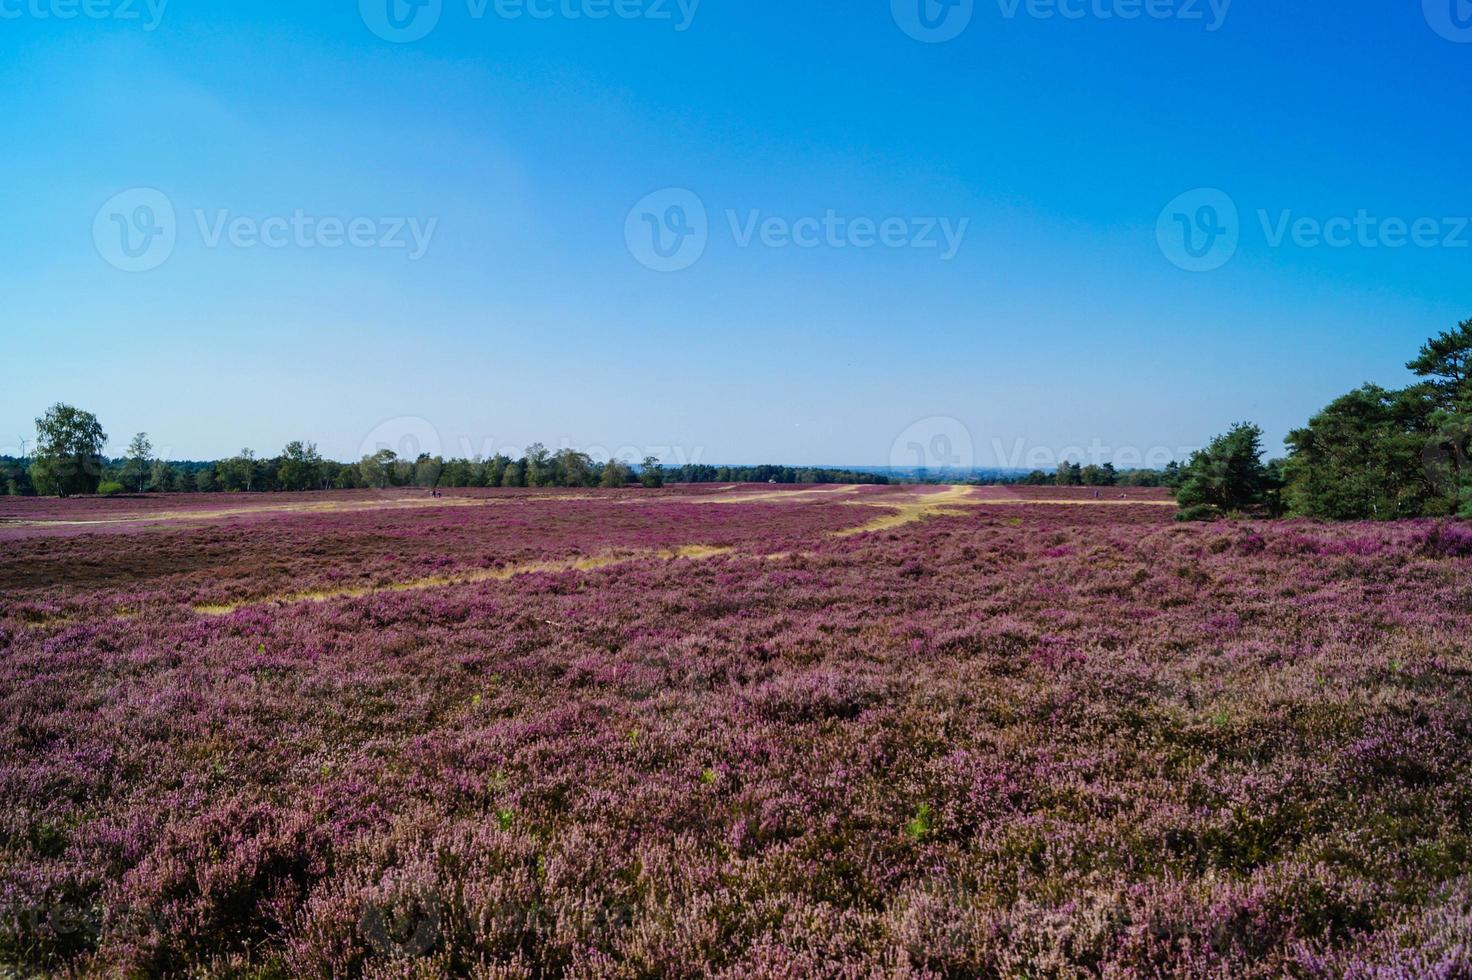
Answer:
1175;504;1221;523
96;481;126;496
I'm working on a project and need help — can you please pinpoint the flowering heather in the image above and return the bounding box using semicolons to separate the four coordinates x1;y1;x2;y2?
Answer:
2;487;1471;977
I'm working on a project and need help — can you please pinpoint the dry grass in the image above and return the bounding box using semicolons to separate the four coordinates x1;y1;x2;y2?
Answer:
193;543;734;615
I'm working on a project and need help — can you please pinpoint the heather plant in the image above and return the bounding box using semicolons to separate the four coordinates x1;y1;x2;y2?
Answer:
2;487;1471;975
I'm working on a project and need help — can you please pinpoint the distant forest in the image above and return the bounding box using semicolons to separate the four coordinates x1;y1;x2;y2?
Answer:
0;440;904;497
0;440;1177;498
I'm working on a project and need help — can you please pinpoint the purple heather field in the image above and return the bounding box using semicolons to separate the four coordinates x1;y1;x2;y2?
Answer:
2;486;1471;977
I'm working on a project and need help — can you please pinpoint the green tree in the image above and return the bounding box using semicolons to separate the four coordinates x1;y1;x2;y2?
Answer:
1407;317;1472;408
524;443;551;488
554;449;596;487
599;459;631;488
1405;319;1472;513
413;454;443;488
31;404;107;497
1055;461;1082;486
1;457;36;496
1175;423;1275;519
277;441;324;491
120;432;153;492
217;449;258;492
359;450;396;489
148;458;176;493
640;456;664;489
485;454;510;488
1283;386;1437;520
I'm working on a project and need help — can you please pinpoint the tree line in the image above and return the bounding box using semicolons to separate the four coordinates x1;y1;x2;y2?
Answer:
1170;316;1472;521
1007;463;1178;489
2;423;893;498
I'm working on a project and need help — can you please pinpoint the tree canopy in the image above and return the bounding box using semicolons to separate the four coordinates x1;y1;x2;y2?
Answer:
1283;318;1472;519
30;404;107;497
1174;423;1276;520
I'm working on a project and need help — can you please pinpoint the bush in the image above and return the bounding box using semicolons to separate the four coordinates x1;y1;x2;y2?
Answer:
96;481;126;496
1175;504;1221;523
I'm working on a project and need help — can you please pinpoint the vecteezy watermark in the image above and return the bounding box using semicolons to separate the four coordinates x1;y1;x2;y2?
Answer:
1257;210;1472;251
727;210;968;259
886;423;1194;475
193;210;436;258
625;188;969;271
892;0;1230;42
360;0;699;42
1157;187;1472;272
890;417;976;473
624;188;708;273
93;189;437;271
996;0;1231;30
360;417;444;464
0;0;168;29
1156;188;1239;273
892;0;975;43
1424;0;1472;43
359;0;442;42
356;416;444;495
991;437;1192;471
359;890;442;958
93;188;178;273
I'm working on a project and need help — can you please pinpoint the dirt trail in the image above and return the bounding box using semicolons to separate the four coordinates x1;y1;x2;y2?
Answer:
194;544;733;615
4;496;499;529
831;485;985;536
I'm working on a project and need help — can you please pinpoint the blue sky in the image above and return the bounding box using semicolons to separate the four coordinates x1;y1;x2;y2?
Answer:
2;0;1469;468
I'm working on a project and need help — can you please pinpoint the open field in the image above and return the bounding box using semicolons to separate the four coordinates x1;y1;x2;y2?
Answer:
3;486;1472;977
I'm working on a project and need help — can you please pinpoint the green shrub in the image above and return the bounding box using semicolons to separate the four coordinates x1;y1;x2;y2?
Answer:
97;481;126;496
1175;504;1221;523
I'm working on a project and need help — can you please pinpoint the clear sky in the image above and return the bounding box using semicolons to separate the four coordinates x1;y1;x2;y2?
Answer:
3;0;1469;468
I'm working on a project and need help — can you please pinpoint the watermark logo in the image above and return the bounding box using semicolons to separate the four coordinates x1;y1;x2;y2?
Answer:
892;0;974;42
93;188;176;273
1424;0;1472;42
0;0;169;29
1258;209;1471;250
992;437;1190;471
625;190;970;272
1422;417;1472;497
890;417;976;474
995;0;1231;31
360;0;442;42
359;890;442;958
359;416;444;463
357;416;444;494
727;210;968;259
193;209;437;258
1158;188;1472;272
360;0;698;42
625;188;708;272
480;0;699;29
92;189;437;271
1156;187;1239;272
